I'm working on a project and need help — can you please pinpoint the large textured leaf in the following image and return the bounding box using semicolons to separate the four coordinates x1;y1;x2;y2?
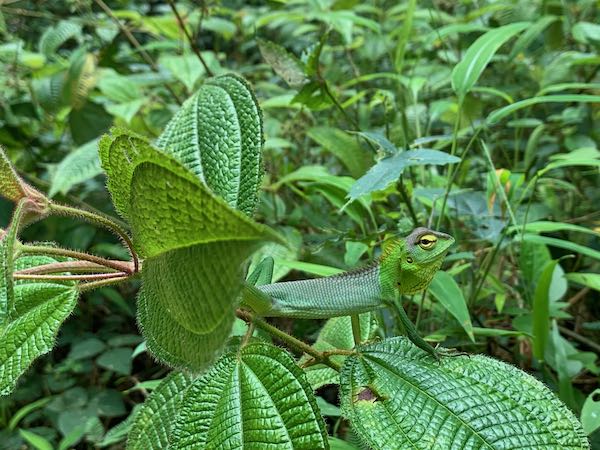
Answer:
156;74;263;216
100;130;282;370
0;255;78;396
340;337;589;449
49;139;101;197
302;313;376;390
127;372;195;450
170;342;329;449
349;150;460;201
451;22;529;98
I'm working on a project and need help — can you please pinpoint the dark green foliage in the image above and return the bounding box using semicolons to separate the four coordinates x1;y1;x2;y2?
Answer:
0;0;598;448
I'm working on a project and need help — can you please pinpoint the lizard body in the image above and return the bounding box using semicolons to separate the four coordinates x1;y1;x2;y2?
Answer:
242;228;454;356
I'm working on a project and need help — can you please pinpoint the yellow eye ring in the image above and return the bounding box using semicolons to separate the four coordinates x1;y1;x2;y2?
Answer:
418;234;437;250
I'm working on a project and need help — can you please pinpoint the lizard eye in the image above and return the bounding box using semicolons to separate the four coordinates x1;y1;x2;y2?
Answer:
418;234;437;250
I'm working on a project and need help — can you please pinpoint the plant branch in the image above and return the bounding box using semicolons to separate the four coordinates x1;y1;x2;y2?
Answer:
167;0;214;76
93;0;183;104
18;244;134;273
236;309;342;371
14;260;114;275
14;272;128;281
48;203;139;273
77;275;133;293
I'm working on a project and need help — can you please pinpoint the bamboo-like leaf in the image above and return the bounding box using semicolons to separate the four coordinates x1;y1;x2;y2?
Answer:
533;260;558;362
127;372;195;450
487;95;600;124
340;337;589;449
452;22;529;98
307;127;372;178
523;234;600;262
170;342;329;449
0;254;78;396
566;273;600;293
428;271;474;342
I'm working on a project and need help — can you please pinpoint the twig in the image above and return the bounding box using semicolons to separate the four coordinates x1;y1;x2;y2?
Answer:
14;260;114;275
93;0;183;104
19;244;134;273
14;272;128;281
167;0;214;76
236;309;341;371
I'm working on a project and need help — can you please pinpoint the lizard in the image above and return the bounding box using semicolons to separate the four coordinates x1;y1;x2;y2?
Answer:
242;227;455;359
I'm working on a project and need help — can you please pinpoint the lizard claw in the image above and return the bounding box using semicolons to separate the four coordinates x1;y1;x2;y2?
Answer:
432;345;470;362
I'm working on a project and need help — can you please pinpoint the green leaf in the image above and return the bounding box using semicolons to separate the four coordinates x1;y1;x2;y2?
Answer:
428;271;474;342
452;22;529;98
487;95;600;125
100;129;280;371
508;16;558;58
96;347;132;375
511;221;600;237
303;313;376;390
0;254;78;396
170;342;328;449
328;437;359;449
307;127;372;178
533;260;558;362
0;145;26;202
523;234;600;262
127;372;195;450
159;54;206;92
68;337;106;360
349;150;460;201
257;38;308;87
105;99;145;124
156;74;263;216
49;139;102;197
581;389;600;435
38;20;81;55
340;337;589;449
566;273;600;292
18;429;53;450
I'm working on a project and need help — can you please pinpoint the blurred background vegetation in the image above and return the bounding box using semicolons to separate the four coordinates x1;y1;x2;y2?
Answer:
0;0;599;448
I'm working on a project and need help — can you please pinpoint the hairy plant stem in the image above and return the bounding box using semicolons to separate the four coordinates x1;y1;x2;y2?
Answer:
236;309;342;371
13;260;115;275
19;244;134;273
14;272;128;281
48;203;139;272
77;275;133;293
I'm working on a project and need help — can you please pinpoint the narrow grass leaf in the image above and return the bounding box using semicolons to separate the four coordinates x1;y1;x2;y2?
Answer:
533;260;558;362
452;22;529;98
428;271;474;341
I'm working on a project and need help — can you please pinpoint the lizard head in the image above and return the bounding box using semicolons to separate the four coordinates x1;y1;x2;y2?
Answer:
396;227;455;295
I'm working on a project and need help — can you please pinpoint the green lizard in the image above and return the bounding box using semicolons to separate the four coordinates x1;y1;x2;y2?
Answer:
242;227;455;358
